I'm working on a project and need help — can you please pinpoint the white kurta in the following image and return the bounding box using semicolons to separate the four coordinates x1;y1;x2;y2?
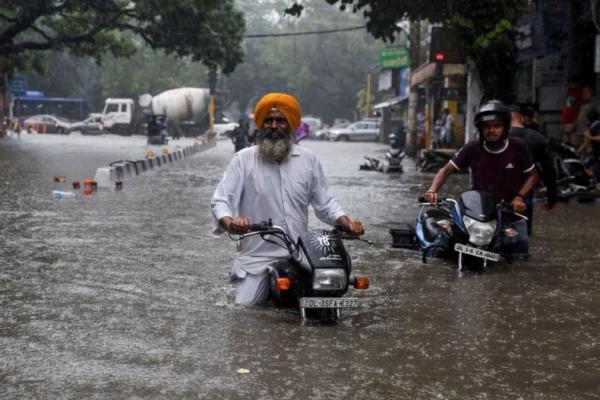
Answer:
211;144;345;275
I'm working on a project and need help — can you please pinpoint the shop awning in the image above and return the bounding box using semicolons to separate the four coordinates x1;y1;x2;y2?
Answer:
373;95;408;109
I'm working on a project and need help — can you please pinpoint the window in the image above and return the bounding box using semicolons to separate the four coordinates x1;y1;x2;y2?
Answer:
105;104;119;113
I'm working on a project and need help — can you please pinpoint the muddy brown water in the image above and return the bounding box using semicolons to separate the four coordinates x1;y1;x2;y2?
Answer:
1;134;599;399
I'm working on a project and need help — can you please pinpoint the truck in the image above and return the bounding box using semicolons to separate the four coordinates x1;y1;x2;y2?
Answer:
101;87;213;137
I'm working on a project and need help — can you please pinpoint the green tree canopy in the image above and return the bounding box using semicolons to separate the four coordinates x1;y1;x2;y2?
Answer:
224;0;380;122
287;0;526;99
0;0;246;74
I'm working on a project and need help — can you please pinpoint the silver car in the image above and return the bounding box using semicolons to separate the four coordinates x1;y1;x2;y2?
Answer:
328;120;380;142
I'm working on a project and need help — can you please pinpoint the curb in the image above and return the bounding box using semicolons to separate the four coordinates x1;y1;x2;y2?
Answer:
94;140;216;188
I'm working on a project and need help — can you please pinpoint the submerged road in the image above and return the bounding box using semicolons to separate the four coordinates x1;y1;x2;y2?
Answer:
1;133;599;399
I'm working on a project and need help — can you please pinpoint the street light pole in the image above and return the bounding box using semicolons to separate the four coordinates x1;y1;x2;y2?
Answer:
365;72;372;118
207;68;217;135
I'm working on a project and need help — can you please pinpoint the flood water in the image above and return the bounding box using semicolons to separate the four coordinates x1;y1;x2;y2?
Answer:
1;133;599;399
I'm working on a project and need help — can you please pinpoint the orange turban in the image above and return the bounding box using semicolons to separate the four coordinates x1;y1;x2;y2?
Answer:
253;92;302;131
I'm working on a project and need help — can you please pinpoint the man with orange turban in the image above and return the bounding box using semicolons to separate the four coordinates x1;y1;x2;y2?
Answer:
211;92;364;306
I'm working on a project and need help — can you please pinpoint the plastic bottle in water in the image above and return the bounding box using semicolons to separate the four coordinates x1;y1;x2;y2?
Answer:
52;190;78;199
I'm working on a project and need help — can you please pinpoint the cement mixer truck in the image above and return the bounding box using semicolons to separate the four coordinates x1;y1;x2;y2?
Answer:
101;87;213;137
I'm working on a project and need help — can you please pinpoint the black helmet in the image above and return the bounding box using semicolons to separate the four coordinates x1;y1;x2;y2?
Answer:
474;100;510;139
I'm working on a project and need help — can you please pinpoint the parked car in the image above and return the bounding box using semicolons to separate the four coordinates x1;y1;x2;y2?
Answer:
67;114;103;134
23;114;72;134
328;120;380;142
314;122;351;140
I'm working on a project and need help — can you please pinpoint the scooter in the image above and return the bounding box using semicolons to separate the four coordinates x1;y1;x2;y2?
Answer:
230;220;370;321
390;190;529;271
381;132;405;173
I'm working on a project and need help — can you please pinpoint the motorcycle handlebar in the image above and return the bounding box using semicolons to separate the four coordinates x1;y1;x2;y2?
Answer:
249;222;269;232
418;196;447;204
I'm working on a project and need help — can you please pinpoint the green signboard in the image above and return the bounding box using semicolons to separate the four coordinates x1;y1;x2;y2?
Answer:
379;47;410;69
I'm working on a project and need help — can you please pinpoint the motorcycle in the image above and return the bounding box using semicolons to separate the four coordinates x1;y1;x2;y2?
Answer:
416;148;457;173
359;156;382;171
548;139;597;201
147;113;169;145
381;132;405;173
390;190;529;271
359;132;405;173
230;220;370;321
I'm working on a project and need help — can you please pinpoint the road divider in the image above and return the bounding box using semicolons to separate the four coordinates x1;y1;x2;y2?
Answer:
94;140;215;187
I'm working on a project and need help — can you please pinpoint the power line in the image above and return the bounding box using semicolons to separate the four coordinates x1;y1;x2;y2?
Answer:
242;25;366;38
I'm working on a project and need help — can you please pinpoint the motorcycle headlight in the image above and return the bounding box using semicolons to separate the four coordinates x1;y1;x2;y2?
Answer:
313;269;347;291
463;215;497;246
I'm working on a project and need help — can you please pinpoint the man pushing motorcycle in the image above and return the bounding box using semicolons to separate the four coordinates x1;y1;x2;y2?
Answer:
422;100;539;250
211;92;363;306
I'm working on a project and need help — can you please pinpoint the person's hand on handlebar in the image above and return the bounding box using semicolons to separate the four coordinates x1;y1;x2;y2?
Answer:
510;195;527;214
423;190;438;203
336;215;364;237
219;216;251;234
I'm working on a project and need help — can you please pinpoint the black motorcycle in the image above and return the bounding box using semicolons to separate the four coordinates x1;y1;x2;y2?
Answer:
548;139;597;201
231;220;370;320
359;131;404;173
416;148;457;173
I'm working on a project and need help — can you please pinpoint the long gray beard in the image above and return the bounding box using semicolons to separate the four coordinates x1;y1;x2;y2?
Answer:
257;130;293;163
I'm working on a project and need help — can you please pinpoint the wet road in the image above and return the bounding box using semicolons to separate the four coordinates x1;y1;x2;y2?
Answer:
1;133;599;399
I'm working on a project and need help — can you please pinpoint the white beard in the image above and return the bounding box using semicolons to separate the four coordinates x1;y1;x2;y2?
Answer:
258;131;293;163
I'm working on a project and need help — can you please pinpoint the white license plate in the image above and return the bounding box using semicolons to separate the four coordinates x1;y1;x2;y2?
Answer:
454;243;500;262
299;297;362;309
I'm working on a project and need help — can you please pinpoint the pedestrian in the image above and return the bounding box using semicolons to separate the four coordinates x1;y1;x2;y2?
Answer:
522;104;542;134
231;118;249;152
422;100;539;254
575;83;600;146
211;91;364;306
577;109;600;179
416;111;426;151
560;79;584;144
440;108;454;148
294;121;309;143
509;104;558;234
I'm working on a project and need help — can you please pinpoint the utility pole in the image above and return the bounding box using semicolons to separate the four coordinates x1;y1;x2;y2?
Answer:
364;72;372;118
207;68;217;135
406;20;421;156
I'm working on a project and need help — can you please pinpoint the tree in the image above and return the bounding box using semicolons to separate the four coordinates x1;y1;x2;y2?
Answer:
286;0;526;100
0;0;245;133
224;0;380;123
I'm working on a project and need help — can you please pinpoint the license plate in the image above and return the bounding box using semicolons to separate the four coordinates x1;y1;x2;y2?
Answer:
454;243;500;262
299;297;362;309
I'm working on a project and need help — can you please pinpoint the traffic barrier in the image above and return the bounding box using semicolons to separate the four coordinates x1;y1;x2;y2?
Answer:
93;140;215;187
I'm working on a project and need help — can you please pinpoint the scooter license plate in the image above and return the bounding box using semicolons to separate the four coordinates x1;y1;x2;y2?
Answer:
454;243;500;262
299;297;362;309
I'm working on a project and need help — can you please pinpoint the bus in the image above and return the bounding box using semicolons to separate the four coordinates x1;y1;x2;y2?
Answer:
11;91;89;121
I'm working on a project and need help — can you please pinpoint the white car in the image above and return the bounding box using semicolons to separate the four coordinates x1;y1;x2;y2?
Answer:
67;114;104;134
314;122;351;140
23;114;72;134
213;122;238;140
328;120;380;142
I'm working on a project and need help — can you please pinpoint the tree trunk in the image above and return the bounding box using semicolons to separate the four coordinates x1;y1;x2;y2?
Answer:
406;20;421;156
